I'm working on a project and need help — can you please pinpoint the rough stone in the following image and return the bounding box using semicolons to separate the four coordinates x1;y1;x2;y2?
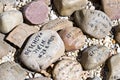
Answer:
59;27;86;51
74;9;112;38
6;23;39;48
20;30;65;72
0;10;23;33
53;0;87;16
81;45;110;70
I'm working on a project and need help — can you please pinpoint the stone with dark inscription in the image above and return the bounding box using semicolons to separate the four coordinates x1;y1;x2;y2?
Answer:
59;27;86;51
53;59;83;80
0;61;27;80
20;30;65;72
80;45;110;70
42;18;73;31
115;25;120;44
107;54;120;80
102;0;120;20
74;9;112;38
53;0;87;16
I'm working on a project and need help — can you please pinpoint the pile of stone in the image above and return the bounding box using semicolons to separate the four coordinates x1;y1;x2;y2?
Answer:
0;0;120;80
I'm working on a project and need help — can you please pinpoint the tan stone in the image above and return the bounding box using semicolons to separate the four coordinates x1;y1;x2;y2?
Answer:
6;23;39;48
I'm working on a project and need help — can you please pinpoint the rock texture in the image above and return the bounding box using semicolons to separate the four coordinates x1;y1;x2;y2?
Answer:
115;25;120;44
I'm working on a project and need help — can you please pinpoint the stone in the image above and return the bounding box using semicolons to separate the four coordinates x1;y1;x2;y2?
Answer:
74;9;112;38
0;2;3;13
59;27;86;51
102;0;120;20
28;76;51;80
53;0;87;16
6;23;39;48
107;54;120;80
81;45;110;70
0;10;23;33
42;18;73;31
87;76;100;80
53;59;83;80
0;0;16;6
0;33;15;58
20;30;65;72
115;25;120;44
23;0;49;24
0;61;27;80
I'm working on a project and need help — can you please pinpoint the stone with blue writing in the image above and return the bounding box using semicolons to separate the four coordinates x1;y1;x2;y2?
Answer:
80;45;110;70
20;30;65;72
74;9;112;38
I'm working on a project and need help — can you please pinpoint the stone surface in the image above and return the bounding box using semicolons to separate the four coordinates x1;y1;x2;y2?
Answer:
115;25;120;44
0;0;16;6
23;0;49;24
28;76;51;80
0;10;23;33
53;59;83;80
0;33;15;58
0;2;3;13
81;45;110;70
74;9;112;38
6;23;39;48
53;0;87;16
20;30;65;72
59;27;86;51
102;0;120;20
107;54;120;80
87;76;100;80
42;18;73;31
0;61;27;80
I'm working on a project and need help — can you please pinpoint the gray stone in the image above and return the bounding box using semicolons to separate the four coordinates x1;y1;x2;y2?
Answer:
87;76;100;80
74;9;112;38
53;59;83;80
81;45;110;70
0;0;16;6
20;30;65;72
0;61;27;80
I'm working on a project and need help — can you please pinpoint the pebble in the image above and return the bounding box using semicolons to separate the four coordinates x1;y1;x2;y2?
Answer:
107;53;120;80
115;25;120;44
102;0;120;20
6;23;39;48
74;9;112;38
0;61;27;80
53;59;83;80
0;33;15;58
0;10;23;33
42;18;73;31
87;76;100;80
59;27;86;51
23;0;49;24
81;45;110;70
20;30;65;72
53;0;87;16
0;0;16;6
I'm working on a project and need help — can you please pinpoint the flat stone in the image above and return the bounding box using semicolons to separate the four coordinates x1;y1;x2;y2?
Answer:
115;25;120;44
42;18;73;31
74;9;112;38
107;54;120;80
102;0;120;20
6;23;39;48
59;27;86;51
0;61;27;80
81;45;110;70
23;0;49;24
0;33;15;58
53;0;87;16
0;10;23;33
20;30;65;72
53;59;83;80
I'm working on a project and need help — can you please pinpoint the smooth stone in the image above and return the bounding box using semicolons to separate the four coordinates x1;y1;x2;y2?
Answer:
6;23;39;48
81;45;110;70
115;25;120;44
107;54;120;80
74;9;112;38
0;10;23;33
53;0;87;16
102;0;120;20
42;18;73;31
0;2;3;13
20;30;65;72
0;0;16;6
28;76;51;80
0;61;27;80
0;33;15;58
59;27;86;51
23;0;49;24
53;59;83;80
